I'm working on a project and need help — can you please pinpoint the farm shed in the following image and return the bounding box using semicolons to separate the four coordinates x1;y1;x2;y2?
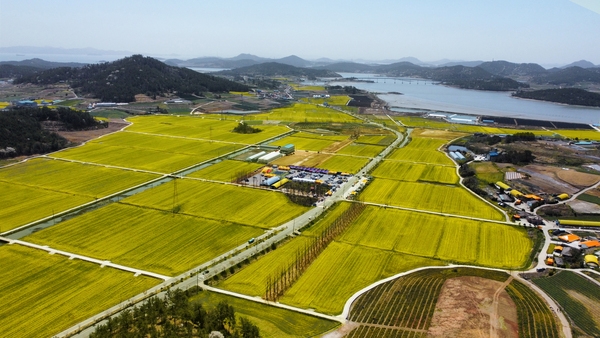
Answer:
280;144;295;155
271;178;289;189
558;219;600;227
523;194;543;201
579;240;600;253
545;257;554;265
496;181;511;190
258;151;283;164
263;176;281;186
247;151;267;162
584;255;599;268
561;246;580;258
557;193;570;200
510;190;524;197
554;256;565;267
526;215;544;225
558;233;581;243
554;245;564;252
498;194;514;202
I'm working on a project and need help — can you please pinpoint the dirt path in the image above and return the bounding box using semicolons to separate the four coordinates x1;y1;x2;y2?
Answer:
490;276;514;338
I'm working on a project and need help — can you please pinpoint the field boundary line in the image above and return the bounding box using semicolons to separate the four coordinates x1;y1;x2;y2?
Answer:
339;265;509;320
356;201;514;225
1;175;167;237
123;130;250;146
203;284;344;324
354;322;428;333
43;156;167;175
0;238;171;280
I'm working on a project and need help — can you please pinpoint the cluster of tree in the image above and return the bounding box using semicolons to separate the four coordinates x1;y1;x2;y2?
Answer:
326;85;363;95
458;164;487;196
14;55;249;102
232;122;261;134
217;62;340;79
284;181;330;206
0;107;102;158
90;288;259;338
446;78;528;91
513;88;600;107
265;203;366;301
492;150;535;164
504;132;536;143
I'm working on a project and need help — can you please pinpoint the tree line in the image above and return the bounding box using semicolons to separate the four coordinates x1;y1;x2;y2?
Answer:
265;203;366;301
90;288;259;338
0;106;102;158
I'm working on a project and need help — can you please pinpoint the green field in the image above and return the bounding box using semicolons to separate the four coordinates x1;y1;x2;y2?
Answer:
356;134;396;146
123;179;308;228
372;160;458;184
125;115;290;143
506;280;560;338
336;143;386;157
0;245;159;338
51;132;245;173
0;181;93;232
341;206;531;268
192;291;339;338
187;160;263;182
0;157;159;197
554;129;600;140
246;103;360;123
317;155;370;174
269;135;340;152
533;271;600;337
387;141;453;165
396;117;556;136
360;178;505;220
300;95;351;106
25;203;264;276
471;161;504;184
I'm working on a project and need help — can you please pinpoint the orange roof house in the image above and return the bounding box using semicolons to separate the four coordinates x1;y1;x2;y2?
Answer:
558;234;581;243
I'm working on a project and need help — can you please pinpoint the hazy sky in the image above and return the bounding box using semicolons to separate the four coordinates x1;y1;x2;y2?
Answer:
1;0;599;65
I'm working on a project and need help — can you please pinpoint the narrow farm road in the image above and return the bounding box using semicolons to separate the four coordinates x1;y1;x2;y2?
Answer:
490;276;513;338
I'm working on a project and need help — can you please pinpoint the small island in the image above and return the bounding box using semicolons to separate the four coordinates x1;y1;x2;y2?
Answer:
513;88;600;107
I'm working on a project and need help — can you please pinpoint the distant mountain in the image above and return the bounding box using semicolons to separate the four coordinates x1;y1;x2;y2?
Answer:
513;88;600;107
216;62;340;79
533;66;600;85
14;55;249;102
229;53;268;62
561;60;596;69
478;61;546;77
273;55;311;68
437;61;484;67
317;62;376;73
0;58;87;69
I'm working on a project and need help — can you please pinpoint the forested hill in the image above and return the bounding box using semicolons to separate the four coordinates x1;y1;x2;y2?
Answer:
513;88;600;107
217;62;341;79
0;107;103;158
14;55;249;102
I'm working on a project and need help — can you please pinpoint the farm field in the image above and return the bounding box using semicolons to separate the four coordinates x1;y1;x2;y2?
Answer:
279;242;443;314
533;271;600;337
25;203;264;276
125;115;290;143
340;206;531;268
346;326;424;338
387;147;454;165
409;128;467;140
348;268;509;333
123;179;308;228
0;245;159;338
192;291;339;338
336;143;386;157
0;157;159;197
505;279;560;338
51;142;209;173
372;160;458;184
554;129;600;140
290;84;325;91
269;135;339;152
471;161;504;184
301;95;351;106
360;178;505;221
356;134;396;146
0;181;93;232
396;117;555;136
187;160;262;182
245;103;360;123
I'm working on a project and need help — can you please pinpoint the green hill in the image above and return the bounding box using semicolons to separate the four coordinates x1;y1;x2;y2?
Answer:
14;55;249;102
513;88;600;107
217;62;340;79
